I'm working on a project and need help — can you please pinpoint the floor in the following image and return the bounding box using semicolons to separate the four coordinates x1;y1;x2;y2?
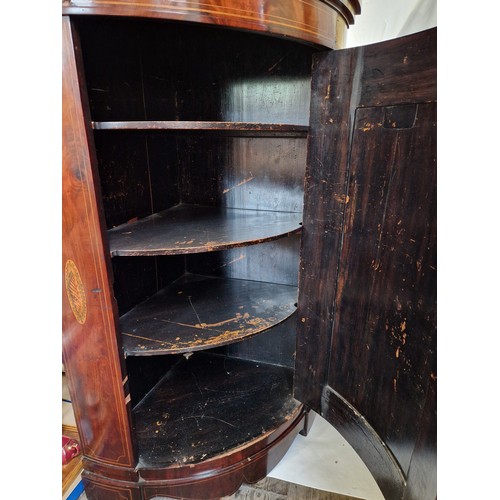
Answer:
73;413;384;500
268;413;384;500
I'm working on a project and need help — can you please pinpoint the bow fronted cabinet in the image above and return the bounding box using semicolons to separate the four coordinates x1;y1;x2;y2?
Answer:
62;1;436;499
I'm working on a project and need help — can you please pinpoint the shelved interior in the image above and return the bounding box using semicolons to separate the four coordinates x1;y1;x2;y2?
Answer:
129;352;301;468
76;15;316;467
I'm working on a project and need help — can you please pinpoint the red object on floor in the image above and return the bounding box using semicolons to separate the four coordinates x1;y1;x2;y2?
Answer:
62;435;81;465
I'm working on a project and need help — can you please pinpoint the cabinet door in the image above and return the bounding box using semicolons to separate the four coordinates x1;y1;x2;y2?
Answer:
62;16;136;470
295;28;436;500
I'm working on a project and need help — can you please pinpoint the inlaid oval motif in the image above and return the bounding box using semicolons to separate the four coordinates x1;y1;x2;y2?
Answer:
65;259;87;325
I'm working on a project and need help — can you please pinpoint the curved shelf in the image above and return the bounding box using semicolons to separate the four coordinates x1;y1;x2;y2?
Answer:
132;353;302;468
121;274;298;356
93;121;309;137
108;205;302;257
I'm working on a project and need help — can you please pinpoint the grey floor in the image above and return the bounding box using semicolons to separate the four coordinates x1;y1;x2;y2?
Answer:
77;477;365;500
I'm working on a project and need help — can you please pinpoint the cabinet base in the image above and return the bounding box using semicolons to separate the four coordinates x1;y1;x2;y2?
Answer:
83;405;306;500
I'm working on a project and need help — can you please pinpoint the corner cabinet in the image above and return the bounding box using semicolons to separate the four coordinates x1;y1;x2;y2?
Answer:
62;2;436;499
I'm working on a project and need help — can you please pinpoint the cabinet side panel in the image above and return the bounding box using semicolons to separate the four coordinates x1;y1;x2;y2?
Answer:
62;16;136;468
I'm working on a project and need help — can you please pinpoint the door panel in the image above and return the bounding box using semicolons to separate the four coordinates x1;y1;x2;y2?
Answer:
296;28;436;500
330;102;436;476
62;16;137;468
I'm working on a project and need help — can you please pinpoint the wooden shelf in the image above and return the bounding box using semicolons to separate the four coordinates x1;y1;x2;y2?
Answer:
108;205;302;257
120;273;298;356
132;352;301;468
93;121;309;137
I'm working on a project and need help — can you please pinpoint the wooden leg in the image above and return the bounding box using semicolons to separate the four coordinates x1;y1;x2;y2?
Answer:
299;409;316;437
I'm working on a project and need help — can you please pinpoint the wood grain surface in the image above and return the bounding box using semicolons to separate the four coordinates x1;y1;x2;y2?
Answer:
62;16;136;469
63;0;360;49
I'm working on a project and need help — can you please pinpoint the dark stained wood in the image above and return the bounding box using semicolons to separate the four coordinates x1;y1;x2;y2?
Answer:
222;313;298;369
111;255;185;316
82;361;307;498
93;121;309;137
294;40;360;410
140;407;306;497
63;0;359;49
62;16;136;469
108;204;302;257
359;31;436;107
76;17;315;123
329;102;436;476
175;136;307;212
120;274;298;356
126;354;184;407
93;132;180;229
186;234;301;287
296;28;436;500
132;353;301;467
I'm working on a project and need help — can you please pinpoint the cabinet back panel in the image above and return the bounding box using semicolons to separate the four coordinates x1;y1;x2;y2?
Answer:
221;313;297;369
94;132;180;229
76;17;314;123
126;354;183;408
186;236;300;287
176;136;307;212
112;255;185;316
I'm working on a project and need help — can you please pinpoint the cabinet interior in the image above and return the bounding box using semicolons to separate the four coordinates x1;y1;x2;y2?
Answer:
75;16;316;468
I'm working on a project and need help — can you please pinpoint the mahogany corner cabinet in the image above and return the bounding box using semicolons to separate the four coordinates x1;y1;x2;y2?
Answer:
62;1;436;499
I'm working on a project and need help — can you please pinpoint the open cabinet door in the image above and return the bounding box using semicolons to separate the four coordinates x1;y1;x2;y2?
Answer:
295;28;436;500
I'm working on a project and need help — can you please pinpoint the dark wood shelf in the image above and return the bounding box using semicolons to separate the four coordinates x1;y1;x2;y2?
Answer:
121;273;298;356
93;121;309;137
132;352;301;468
108;205;302;257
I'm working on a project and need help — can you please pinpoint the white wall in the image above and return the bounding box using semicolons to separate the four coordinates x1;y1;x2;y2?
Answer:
345;0;437;47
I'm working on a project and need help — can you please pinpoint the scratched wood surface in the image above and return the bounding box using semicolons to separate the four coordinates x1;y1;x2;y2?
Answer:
108;205;302;257
93;121;309;137
329;102;436;476
296;29;436;500
120;273;298;356
132;353;300;467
